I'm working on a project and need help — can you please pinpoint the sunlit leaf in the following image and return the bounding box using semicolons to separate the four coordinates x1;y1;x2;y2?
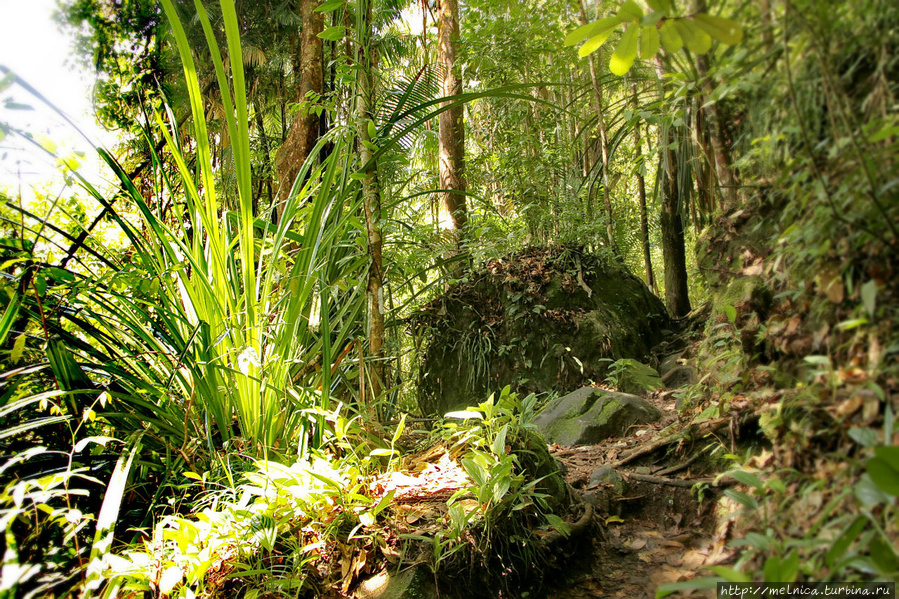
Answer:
578;26;620;57
708;566;751;583
675;19;711;54
647;0;672;13
10;333;26;364
861;279;877;317
693;13;744;45
564;16;623;47
609;22;639;75
315;0;344;12
640;25;660;59
659;20;683;53
731;470;763;489
826;516;866;567
618;0;644;21
318;26;346;41
723;488;758;510
866;456;899;496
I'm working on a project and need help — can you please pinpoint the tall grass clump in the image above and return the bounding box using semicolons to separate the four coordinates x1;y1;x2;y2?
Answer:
0;0;371;594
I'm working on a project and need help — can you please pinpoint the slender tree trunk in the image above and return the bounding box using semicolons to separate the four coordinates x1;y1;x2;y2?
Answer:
691;0;738;213
357;0;385;406
660;134;692;318
274;0;325;203
631;84;656;294
578;0;619;257
436;0;468;262
254;109;274;213
654;58;691;318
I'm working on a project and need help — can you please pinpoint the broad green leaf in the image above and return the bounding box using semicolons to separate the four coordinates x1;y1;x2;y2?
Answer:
866;456;899;496
492;424;508;457
874;446;899;471
869;125;899;143
318;26;346;41
694;13;744;45
870;537;899;574
855;473;892;507
708;566;751;583
579;26;620;57
461;457;488;488
724;304;737;323
659;20;683;53
675;19;711;54
391;413;406;445
641;11;666;27
657;578;722;598
564;16;623;47
546;513;570;537
861;280;877;317
743;532;772;551
647;0;672;13
826;516;867;567
731;470;763;489
10;334;25;364
315;0;344;12
618;0;644;21
610;22;639;75
848;427;878;448
724;488;758;510
367;119;377;140
640;25;660;59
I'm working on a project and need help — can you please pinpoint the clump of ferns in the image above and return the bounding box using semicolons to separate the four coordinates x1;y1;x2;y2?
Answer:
453;326;497;392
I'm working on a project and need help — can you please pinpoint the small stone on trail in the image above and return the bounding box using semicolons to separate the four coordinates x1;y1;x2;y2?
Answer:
533;387;662;447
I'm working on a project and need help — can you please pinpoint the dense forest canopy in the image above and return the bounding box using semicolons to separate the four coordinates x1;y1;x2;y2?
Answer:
0;0;896;596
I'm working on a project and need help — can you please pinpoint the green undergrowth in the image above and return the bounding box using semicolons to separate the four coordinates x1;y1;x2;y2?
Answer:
72;387;571;598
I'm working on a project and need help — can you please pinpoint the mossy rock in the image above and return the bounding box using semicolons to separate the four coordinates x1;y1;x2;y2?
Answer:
614;359;664;395
357;566;436;599
411;246;669;415
532;387;662;447
713;275;772;321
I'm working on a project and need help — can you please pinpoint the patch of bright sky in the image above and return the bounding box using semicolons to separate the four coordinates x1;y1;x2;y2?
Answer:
0;0;117;203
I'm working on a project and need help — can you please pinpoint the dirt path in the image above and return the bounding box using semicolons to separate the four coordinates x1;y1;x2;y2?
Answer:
541;390;731;598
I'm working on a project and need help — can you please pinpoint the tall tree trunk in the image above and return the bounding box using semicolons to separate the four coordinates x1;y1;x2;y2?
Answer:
578;0;620;257
655;58;691;318
631;83;656;294
691;0;739;213
437;0;468;262
274;0;324;203
357;0;385;407
660;131;692;318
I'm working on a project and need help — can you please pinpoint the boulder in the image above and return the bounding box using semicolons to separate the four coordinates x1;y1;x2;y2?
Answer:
357;566;436;599
532;387;662;447
583;465;627;513
614;359;664;395
662;364;698;388
411;246;669;415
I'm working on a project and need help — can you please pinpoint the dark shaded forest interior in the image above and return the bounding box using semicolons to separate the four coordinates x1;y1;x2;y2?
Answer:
0;0;897;597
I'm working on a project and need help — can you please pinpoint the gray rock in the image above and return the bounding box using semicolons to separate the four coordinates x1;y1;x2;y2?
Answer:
357;566;436;599
533;387;662;446
615;359;664;395
589;465;626;493
662;364;698;388
583;465;627;514
658;351;685;378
